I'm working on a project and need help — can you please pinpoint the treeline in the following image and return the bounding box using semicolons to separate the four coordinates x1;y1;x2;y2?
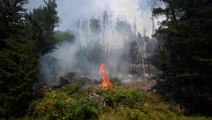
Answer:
152;0;212;115
76;11;156;65
0;0;73;118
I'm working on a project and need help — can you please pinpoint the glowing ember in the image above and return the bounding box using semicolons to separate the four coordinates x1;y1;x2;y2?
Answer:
99;63;111;87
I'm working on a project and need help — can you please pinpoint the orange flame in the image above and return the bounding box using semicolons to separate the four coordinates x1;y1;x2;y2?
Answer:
99;63;111;88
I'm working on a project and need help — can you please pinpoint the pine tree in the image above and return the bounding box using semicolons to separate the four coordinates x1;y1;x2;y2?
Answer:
0;0;39;118
129;41;140;64
0;37;38;118
0;0;28;48
153;0;212;114
26;0;60;55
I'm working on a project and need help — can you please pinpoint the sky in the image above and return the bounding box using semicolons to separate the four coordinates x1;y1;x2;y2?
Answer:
26;0;159;36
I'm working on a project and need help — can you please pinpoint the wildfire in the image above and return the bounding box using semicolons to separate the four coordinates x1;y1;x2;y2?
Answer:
99;63;111;88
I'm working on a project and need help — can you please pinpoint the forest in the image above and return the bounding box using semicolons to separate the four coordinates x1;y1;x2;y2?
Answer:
0;0;211;119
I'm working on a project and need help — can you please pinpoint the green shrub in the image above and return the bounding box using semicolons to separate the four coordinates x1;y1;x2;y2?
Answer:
67;100;99;120
111;78;121;86
25;85;211;120
60;83;80;95
27;84;99;120
97;87;147;108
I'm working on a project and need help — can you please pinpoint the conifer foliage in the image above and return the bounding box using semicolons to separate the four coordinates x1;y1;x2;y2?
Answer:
0;0;59;118
153;0;212;114
26;0;60;55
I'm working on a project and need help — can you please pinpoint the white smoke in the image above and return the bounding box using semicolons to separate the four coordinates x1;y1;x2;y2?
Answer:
26;0;161;36
40;16;140;86
36;0;160;86
55;0;154;36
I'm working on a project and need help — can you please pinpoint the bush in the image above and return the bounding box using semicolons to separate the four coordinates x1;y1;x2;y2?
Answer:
111;78;121;86
27;84;99;120
60;83;80;95
97;87;147;108
25;84;211;120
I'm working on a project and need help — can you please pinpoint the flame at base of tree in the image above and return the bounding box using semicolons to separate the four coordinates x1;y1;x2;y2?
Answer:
99;63;111;88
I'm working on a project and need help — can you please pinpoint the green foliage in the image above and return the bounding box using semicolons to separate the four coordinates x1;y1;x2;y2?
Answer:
54;30;75;43
0;0;28;40
68;101;99;120
110;78;121;86
26;0;60;55
153;0;212;115
60;83;80;95
97;87;147;108
28;84;99;120
0;36;39;118
24;84;211;120
0;0;40;118
0;0;67;119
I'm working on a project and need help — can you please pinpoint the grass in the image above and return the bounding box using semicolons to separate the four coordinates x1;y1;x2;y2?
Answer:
23;83;212;120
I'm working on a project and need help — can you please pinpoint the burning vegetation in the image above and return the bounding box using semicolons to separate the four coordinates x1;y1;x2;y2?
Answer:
1;0;211;119
99;64;112;88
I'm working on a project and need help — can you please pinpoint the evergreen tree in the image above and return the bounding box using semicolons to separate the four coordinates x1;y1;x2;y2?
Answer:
26;0;60;55
0;0;28;48
129;41;140;64
153;0;212;114
54;30;75;43
0;0;39;118
89;18;101;34
0;37;38;118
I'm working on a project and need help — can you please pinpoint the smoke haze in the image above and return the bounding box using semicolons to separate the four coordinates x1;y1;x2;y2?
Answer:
26;0;161;86
40;16;137;85
26;0;159;36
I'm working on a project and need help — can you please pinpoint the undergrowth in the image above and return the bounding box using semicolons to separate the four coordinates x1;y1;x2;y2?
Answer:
23;84;212;120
